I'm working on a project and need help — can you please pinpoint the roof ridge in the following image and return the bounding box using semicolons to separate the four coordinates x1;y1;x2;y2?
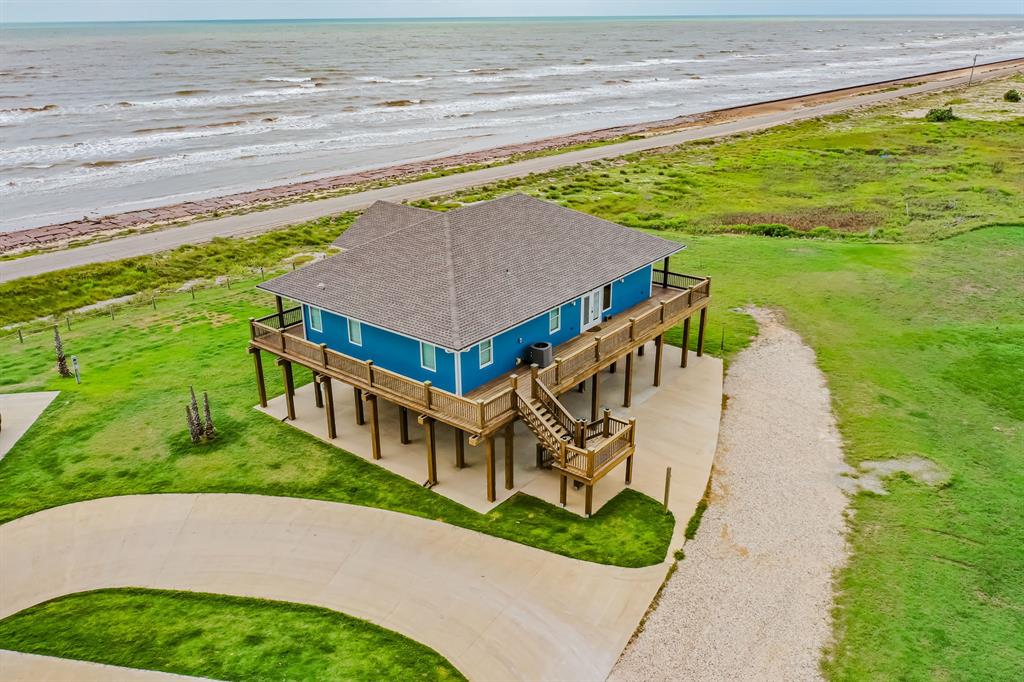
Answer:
341;207;443;251
439;213;462;346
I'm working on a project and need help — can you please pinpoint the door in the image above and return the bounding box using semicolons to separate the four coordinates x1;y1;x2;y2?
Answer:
581;288;602;331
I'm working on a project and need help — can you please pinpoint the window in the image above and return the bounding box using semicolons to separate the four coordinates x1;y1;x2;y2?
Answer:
602;283;613;311
548;307;561;334
479;338;493;368
420;342;437;371
347;318;362;346
308;306;323;332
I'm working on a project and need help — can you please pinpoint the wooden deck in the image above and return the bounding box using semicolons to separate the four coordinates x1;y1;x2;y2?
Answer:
468;281;709;403
247;269;710;509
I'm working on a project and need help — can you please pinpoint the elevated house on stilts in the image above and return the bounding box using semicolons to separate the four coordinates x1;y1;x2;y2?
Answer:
248;194;710;515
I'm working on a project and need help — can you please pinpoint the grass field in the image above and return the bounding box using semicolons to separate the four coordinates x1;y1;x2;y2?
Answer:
0;589;464;681
668;226;1024;680
1;78;1021;680
0;280;674;567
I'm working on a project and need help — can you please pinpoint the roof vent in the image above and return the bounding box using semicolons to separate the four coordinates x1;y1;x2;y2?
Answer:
317;282;326;289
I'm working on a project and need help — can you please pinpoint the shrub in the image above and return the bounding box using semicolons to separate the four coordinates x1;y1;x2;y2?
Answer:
1004;89;1021;103
925;107;957;123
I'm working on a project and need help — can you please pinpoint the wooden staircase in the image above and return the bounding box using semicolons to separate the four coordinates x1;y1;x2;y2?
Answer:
509;370;637;515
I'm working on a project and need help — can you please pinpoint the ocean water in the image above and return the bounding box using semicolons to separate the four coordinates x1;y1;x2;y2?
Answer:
1;16;1021;231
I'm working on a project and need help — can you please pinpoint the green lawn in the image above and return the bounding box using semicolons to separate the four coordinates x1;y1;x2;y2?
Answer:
659;226;1024;680
0;280;674;568
0;589;464;681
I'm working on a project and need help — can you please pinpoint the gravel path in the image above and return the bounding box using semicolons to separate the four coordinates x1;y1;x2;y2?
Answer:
611;307;849;681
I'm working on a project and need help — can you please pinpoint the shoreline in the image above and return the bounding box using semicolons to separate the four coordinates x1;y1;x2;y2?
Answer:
2;57;1021;257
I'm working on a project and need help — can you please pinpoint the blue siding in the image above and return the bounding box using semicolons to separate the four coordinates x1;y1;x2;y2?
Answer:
302;306;458;393
460;299;581;393
301;262;655;396
605;264;653;318
459;263;655;394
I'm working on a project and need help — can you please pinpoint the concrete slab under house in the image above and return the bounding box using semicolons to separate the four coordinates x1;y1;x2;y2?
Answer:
248;194;714;516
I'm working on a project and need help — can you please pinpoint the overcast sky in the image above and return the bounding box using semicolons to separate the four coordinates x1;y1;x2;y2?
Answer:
2;0;1021;23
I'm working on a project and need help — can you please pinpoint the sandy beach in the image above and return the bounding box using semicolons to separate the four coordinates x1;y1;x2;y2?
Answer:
1;56;1021;260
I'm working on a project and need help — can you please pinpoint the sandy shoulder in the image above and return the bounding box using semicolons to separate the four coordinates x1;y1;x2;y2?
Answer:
611;307;849;681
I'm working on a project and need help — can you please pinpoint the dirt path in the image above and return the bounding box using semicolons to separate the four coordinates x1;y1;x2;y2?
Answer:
611;308;849;681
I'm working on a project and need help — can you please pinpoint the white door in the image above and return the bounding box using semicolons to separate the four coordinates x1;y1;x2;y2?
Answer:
581;288;602;330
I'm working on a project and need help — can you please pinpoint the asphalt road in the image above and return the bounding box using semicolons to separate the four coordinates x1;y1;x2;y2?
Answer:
3;62;1020;283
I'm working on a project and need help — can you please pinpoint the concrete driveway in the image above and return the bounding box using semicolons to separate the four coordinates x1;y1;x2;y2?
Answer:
1;494;665;681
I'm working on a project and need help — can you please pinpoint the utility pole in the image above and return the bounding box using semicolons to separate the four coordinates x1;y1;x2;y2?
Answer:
968;54;980;86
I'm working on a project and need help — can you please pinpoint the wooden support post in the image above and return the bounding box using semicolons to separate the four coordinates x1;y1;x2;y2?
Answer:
250;347;267;408
623;350;633;408
399;406;410;445
277;358;295;420
575;419;586;448
662;256;670;288
455;429;466;469
423;417;437;486
697;307;708;357
603;408;611;437
367;394;381;460
577;381;585;393
625;455;633;484
609;361;617;374
353;387;365;425
559;474;568;506
681;317;691;368
274;295;285;328
529;364;539;399
485;436;496;502
664;466;672;508
319;375;336;439
590;373;600;422
504;421;515;490
638;343;645;357
312;371;323;408
585;484;594;517
654;333;664;387
535;443;544;468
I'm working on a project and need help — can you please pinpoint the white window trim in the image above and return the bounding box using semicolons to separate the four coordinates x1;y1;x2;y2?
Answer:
479;338;494;369
420;341;437;372
346;318;362;346
548;307;561;334
308;306;324;333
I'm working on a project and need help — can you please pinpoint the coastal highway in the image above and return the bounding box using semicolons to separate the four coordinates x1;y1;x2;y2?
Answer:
2;59;1020;283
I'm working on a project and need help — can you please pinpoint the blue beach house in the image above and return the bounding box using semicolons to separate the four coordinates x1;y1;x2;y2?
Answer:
258;194;682;395
250;193;711;511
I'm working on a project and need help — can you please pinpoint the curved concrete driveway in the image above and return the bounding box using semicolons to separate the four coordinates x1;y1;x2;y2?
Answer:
1;494;665;681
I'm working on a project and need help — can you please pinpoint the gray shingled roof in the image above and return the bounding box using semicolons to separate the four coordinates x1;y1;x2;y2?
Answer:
332;201;434;250
259;194;684;350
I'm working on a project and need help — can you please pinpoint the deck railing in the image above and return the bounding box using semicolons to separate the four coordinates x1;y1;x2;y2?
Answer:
250;312;515;433
536;273;710;391
652;268;707;291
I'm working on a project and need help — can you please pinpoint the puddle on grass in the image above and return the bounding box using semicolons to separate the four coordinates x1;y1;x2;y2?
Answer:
837;455;950;495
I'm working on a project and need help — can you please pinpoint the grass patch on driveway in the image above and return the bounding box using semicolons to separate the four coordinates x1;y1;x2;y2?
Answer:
0;588;464;681
0;281;673;568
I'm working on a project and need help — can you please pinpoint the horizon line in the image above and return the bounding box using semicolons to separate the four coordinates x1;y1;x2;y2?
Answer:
3;13;1022;26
